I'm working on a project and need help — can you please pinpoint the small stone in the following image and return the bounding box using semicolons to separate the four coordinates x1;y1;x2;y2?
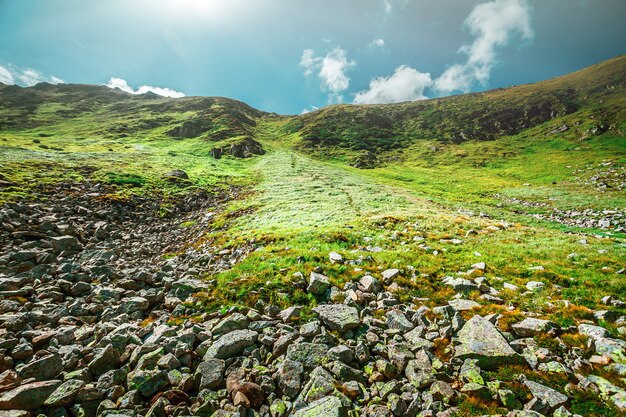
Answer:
307;272;331;295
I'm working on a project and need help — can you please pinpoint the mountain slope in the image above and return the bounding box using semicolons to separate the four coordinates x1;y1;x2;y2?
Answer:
291;54;625;162
0;57;626;417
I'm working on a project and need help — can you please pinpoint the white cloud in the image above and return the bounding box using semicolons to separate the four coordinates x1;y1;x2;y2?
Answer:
0;66;14;85
300;47;355;103
353;65;432;104
0;64;64;86
300;105;319;115
369;38;385;48
105;77;185;98
434;0;532;94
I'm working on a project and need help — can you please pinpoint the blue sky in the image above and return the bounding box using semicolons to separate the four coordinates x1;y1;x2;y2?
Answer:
0;0;624;114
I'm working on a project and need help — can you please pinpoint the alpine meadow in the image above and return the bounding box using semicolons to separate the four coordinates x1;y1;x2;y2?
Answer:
0;1;625;417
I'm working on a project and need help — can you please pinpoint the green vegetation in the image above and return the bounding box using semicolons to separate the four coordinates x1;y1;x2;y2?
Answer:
0;55;625;325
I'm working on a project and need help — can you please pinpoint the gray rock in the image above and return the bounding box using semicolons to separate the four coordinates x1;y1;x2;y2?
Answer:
313;304;360;332
276;359;303;399
454;315;521;369
381;269;400;283
212;313;249;335
386;310;413;333
16;353;62;381
195;358;225;390
292;395;346;417
278;306;302;323
204;329;258;359
307;272;331;295
285;343;329;370
44;379;86;407
512;318;559;337
578;323;609;340
88;345;120;377
448;298;480;311
359;275;381;293
50;236;83;254
524;380;568;410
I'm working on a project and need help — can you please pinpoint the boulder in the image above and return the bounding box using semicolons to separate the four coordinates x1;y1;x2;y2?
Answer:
0;380;61;411
512;318;559;337
313;304;360;332
204;330;258;359
307;272;330;295
454;315;521;369
292;395;347;417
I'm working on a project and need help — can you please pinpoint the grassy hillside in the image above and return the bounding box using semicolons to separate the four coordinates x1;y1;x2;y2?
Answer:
1;56;625;416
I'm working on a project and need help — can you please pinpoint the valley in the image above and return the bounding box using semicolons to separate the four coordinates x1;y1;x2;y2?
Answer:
0;56;625;417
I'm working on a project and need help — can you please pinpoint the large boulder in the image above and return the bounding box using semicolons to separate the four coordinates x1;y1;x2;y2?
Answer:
454;315;521;369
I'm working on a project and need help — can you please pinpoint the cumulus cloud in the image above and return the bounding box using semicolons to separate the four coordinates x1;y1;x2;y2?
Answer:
0;64;65;86
434;0;533;94
105;77;185;98
353;65;432;104
300;47;355;103
369;38;385;48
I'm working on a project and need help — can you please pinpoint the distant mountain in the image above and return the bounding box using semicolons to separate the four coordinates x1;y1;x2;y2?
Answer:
1;55;624;164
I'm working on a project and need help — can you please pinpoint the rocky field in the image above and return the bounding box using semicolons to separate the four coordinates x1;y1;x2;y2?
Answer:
0;179;625;417
0;56;625;417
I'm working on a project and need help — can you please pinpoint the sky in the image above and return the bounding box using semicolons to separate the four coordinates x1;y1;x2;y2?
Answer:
0;0;625;114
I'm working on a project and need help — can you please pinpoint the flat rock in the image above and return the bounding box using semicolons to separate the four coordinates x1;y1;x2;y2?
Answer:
448;298;480;311
0;380;61;411
578;323;609;340
511;318;559;337
285;342;329;370
204;329;258;359
313;304;360;332
524;380;568;409
292;395;347;417
454;315;521;369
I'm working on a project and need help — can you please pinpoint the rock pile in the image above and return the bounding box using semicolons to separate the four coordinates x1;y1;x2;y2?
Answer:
0;187;625;416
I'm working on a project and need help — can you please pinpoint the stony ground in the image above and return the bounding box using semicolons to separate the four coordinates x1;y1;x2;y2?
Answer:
0;181;625;417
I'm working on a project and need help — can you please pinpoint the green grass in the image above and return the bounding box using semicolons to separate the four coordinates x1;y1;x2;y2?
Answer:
1;58;625;329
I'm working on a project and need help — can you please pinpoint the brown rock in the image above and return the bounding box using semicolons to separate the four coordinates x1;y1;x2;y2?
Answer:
0;380;61;411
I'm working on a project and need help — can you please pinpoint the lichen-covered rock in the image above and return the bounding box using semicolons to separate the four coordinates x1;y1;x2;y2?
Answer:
454;315;521;369
0;380;61;411
293;395;347;417
307;272;331;295
285;343;329;370
44;379;86;407
204;329;258;359
313;304;360;332
511;318;559;337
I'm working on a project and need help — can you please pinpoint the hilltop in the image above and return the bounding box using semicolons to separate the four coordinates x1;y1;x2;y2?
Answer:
0;56;625;417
